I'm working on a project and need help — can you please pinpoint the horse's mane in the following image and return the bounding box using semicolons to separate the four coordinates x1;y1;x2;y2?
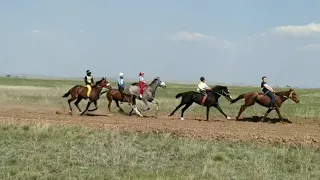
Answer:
131;77;159;86
275;88;294;96
211;85;227;91
95;77;106;85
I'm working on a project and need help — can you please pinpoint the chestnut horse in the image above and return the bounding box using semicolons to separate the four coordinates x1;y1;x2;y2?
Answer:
62;77;111;115
230;88;299;123
101;82;139;112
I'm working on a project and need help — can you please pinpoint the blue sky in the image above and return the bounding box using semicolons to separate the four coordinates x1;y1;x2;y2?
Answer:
1;0;320;87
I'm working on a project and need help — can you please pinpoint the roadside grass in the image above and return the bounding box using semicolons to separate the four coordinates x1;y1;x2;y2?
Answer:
0;121;319;180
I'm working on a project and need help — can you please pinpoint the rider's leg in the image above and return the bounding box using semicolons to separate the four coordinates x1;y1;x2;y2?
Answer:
86;85;91;98
266;91;275;109
139;83;145;98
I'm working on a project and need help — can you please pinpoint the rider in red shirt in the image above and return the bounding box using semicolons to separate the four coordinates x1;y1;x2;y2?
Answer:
138;72;145;98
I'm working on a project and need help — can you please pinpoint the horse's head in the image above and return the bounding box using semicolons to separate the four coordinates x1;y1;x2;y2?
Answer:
287;88;299;103
96;77;111;89
152;77;166;89
211;85;232;101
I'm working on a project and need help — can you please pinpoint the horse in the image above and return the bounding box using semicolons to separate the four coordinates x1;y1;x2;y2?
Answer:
122;77;167;117
62;77;111;115
101;82;140;112
230;88;300;123
169;85;233;121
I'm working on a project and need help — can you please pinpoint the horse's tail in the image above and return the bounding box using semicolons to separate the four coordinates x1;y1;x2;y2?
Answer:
62;90;71;98
230;94;245;104
175;92;188;99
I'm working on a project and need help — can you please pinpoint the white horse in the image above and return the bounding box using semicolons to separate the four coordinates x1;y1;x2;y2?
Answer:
123;77;166;117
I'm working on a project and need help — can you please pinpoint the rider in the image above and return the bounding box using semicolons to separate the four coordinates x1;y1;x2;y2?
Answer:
197;77;211;104
138;72;146;99
117;72;126;94
84;69;94;98
261;76;276;109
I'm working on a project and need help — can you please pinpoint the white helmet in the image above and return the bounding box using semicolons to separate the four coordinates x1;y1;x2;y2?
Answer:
119;72;124;77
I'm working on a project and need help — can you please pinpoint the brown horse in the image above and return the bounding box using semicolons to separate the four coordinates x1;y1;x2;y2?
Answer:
62;77;111;115
100;82;139;112
230;88;300;123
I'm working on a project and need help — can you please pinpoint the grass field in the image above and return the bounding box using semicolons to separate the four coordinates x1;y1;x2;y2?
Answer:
0;77;319;179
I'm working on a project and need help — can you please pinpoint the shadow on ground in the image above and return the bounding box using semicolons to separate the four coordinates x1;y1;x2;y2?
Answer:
237;116;292;123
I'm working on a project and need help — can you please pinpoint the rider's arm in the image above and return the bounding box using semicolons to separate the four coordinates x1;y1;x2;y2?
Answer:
91;77;94;84
84;76;88;84
139;76;145;83
263;84;275;92
204;83;211;90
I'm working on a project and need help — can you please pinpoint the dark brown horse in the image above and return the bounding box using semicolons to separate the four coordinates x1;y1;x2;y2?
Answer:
62;77;111;115
100;82;139;112
230;88;300;123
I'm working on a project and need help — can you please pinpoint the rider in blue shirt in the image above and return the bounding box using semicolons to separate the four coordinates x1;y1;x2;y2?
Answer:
117;72;126;93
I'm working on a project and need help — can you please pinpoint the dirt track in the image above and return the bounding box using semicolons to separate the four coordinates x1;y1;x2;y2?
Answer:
1;106;320;147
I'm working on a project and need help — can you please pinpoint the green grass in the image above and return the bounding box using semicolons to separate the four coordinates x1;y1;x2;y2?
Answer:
1;77;320;179
0;122;319;180
0;77;319;119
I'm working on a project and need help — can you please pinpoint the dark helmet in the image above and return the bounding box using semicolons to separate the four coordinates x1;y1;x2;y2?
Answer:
86;70;91;74
200;77;205;81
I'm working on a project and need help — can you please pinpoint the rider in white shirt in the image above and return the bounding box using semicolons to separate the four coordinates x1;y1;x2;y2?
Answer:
197;77;211;94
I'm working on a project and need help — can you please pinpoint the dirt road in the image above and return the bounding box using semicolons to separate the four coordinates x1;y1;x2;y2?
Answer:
1;106;319;147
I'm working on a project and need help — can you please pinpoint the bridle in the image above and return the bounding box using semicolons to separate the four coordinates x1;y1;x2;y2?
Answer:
281;90;295;99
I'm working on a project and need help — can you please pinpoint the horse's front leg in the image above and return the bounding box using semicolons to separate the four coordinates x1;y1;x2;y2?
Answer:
214;104;231;120
150;99;159;117
275;107;284;123
80;101;92;115
88;100;98;112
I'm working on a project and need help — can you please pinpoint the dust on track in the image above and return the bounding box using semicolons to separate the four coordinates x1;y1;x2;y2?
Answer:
1;106;319;147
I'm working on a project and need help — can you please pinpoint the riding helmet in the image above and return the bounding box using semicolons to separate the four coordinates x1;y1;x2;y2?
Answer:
200;77;205;81
139;72;144;76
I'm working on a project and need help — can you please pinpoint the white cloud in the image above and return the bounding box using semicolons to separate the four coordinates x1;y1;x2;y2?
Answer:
24;29;48;37
298;44;320;51
173;31;214;41
271;23;320;36
32;29;40;33
172;31;238;48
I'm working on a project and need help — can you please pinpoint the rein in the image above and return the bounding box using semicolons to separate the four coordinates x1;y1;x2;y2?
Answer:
277;91;294;99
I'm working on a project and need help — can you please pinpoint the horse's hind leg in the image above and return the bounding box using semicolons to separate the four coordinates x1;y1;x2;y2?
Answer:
169;102;185;117
74;97;83;113
261;108;272;122
129;97;137;115
115;100;123;112
88;100;98;112
236;105;250;120
180;102;193;120
67;97;76;115
107;99;113;112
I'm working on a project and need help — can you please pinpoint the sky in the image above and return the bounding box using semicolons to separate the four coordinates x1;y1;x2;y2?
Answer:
1;0;320;88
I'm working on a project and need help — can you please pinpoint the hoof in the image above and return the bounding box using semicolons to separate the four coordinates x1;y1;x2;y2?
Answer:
227;116;231;120
180;117;184;120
